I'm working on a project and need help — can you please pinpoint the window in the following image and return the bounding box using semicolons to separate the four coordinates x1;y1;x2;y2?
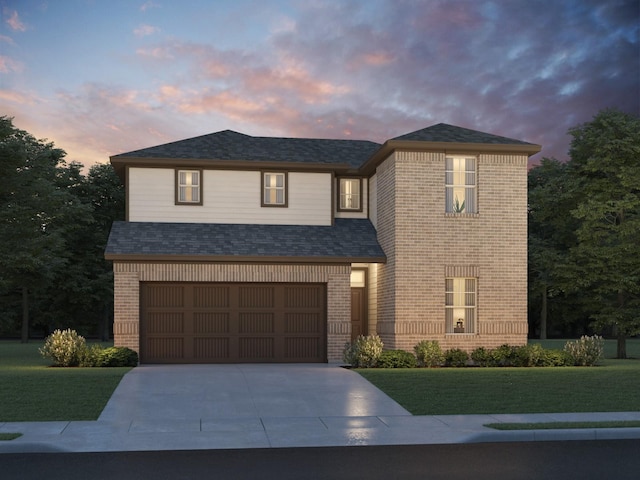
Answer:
445;278;476;333
445;157;476;213
176;169;201;204
262;172;287;207
338;178;362;211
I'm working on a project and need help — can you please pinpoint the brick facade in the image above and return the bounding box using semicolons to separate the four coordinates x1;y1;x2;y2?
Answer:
112;262;351;362
373;150;529;352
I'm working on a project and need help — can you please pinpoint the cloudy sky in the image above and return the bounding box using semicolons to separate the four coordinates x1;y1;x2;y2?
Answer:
1;0;638;167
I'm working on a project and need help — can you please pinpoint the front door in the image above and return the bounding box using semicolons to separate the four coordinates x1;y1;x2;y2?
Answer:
350;268;367;342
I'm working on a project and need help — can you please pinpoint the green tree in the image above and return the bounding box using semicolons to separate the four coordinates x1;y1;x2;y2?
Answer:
0;117;86;341
567;109;640;358
528;158;581;338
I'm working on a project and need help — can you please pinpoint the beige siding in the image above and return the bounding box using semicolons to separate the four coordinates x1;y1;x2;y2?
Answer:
374;151;529;352
128;168;332;225
369;174;378;229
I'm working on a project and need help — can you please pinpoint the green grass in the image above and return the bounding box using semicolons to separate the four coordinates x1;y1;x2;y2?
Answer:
0;433;22;440
485;421;640;431
0;340;131;422
358;338;640;416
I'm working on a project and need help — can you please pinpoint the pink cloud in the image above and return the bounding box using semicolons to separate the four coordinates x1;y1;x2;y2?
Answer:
5;10;26;32
0;88;36;104
0;55;23;73
140;1;161;12
134;24;160;37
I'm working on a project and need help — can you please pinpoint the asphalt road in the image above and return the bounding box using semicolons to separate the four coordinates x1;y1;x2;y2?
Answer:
1;439;638;480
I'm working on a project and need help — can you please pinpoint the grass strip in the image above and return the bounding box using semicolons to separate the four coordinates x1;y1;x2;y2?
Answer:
0;433;23;441
485;421;640;431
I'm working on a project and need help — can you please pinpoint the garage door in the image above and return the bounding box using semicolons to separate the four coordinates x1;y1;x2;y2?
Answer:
140;283;326;363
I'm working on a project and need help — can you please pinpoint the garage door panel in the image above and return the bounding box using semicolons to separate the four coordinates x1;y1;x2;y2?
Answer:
194;337;229;359
140;282;326;363
146;312;184;334
194;313;229;334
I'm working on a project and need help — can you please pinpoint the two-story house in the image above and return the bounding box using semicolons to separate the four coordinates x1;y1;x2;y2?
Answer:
105;123;541;363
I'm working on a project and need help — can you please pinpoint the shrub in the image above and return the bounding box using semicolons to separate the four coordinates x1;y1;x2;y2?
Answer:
539;348;573;367
378;350;417;368
444;348;469;367
564;335;604;366
513;344;545;367
40;329;87;367
96;347;139;367
343;335;383;368
470;347;494;367
79;344;104;367
414;340;445;367
491;344;520;367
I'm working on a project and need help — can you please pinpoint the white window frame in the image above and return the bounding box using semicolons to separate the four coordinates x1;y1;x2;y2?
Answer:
176;169;201;205
445;277;476;334
445;157;476;213
262;172;287;207
338;178;362;211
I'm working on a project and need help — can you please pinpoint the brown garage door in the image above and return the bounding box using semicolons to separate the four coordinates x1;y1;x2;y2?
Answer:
140;282;327;363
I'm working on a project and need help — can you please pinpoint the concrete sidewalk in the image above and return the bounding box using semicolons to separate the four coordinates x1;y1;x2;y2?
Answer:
2;364;640;453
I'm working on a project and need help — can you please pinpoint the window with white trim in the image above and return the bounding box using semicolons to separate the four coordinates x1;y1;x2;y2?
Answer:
445;278;476;333
176;169;201;204
338;178;362;211
262;172;287;206
445;157;476;213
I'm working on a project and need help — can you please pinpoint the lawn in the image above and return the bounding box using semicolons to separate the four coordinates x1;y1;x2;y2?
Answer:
0;340;131;422
357;339;640;416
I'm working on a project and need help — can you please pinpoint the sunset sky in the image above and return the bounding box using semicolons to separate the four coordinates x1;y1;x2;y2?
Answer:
1;0;638;167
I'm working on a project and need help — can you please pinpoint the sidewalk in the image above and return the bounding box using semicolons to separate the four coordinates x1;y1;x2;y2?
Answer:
2;412;640;453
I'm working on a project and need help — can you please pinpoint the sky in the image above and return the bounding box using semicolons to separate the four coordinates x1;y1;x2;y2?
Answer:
0;0;638;168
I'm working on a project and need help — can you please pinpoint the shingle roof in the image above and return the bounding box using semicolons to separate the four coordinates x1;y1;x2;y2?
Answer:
105;219;386;262
392;123;536;146
112;130;381;169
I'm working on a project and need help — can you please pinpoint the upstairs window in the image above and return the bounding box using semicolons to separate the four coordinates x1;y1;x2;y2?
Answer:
338;178;362;211
262;172;287;207
445;278;476;334
176;169;202;205
445;157;476;213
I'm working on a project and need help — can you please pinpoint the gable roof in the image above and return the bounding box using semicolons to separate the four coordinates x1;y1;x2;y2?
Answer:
105;218;386;263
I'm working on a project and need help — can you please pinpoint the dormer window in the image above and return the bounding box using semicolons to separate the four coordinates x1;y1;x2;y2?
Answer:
176;169;202;205
338;178;362;211
262;172;287;207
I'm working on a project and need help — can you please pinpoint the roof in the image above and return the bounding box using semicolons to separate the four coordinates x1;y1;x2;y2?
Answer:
392;123;537;146
112;130;381;170
105;219;386;263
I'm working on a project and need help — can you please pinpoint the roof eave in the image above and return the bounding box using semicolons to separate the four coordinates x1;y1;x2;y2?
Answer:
359;140;542;176
104;253;387;264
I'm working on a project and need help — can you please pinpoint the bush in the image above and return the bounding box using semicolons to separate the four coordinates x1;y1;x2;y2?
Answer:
539;348;573;367
40;329;87;367
378;350;417;368
343;335;384;368
564;335;604;366
79;344;104;367
414;340;445;367
444;348;469;367
96;347;139;367
491;344;521;367
470;347;494;367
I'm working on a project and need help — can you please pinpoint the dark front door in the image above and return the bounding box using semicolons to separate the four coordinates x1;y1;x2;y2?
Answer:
350;287;367;342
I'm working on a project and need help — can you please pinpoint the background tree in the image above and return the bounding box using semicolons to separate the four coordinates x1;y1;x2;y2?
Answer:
566;109;640;358
528;158;581;338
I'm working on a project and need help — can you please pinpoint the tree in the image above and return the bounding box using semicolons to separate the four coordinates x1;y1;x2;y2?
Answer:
566;109;640;358
528;158;581;338
0;117;87;341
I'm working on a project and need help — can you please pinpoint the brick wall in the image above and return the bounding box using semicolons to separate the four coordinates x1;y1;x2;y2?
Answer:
112;262;351;362
375;150;529;352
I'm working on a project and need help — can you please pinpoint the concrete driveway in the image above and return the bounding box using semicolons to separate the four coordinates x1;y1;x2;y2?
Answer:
99;364;411;421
